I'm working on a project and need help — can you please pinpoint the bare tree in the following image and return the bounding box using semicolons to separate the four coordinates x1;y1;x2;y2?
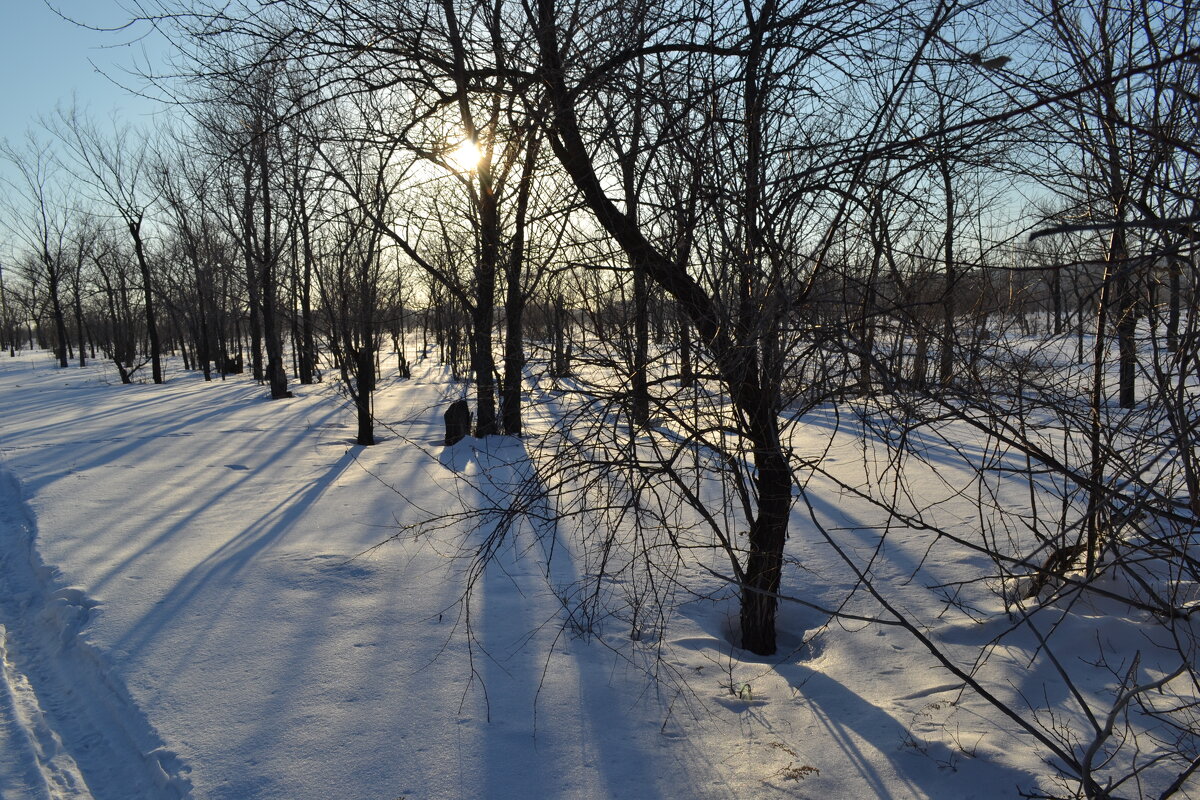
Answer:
51;106;166;383
1;135;74;368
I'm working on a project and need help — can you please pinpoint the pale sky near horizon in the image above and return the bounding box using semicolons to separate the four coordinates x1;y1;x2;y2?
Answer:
0;1;171;146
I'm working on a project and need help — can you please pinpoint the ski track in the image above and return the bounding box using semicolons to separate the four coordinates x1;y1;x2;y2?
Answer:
0;468;191;800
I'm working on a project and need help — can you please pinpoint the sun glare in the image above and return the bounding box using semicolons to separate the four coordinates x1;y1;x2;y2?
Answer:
448;139;483;172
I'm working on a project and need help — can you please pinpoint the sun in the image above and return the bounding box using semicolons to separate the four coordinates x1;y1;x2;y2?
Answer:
447;139;483;172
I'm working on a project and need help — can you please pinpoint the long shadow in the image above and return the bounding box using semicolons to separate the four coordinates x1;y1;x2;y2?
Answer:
113;448;358;664
452;435;668;799
800;487;936;592
459;437;562;797
786;659;1037;797
0;382;275;501
84;402;346;593
1;376;264;449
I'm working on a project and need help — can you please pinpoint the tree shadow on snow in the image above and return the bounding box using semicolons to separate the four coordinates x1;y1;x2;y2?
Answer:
445;435;674;799
113;447;358;665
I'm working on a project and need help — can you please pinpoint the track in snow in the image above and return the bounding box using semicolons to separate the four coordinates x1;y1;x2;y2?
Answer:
0;468;191;800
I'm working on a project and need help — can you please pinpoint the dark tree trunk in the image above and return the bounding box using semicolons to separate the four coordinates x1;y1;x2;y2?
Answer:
739;439;792;656
198;310;212;381
1167;257;1181;354
1116;267;1137;409
47;268;69;369
355;346;375;446
1049;267;1064;335
196;264;212;381
631;260;650;426
262;270;291;399
255;131;290;401
129;221;162;383
500;136;537;436
472;189;499;437
679;315;694;388
501;292;525;435
549;295;572;378
912;331;928;389
73;281;86;368
242;158;265;384
535;0;794;654
297;186;317;385
938;160;956;388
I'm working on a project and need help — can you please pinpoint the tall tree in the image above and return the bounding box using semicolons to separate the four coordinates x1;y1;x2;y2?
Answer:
528;0;911;653
1;136;73;369
52;107;165;383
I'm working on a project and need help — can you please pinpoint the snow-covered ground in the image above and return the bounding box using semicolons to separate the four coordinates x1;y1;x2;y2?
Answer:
0;348;1191;799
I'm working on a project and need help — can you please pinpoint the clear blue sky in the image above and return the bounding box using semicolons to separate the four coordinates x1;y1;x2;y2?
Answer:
0;1;171;144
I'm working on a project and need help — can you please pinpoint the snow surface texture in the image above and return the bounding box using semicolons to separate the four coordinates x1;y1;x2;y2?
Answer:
0;462;188;799
0;350;1151;799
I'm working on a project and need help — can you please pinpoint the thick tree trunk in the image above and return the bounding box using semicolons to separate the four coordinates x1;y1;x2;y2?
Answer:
1167;258;1181;354
550;295;571;377
472;189;500;437
300;267;316;384
535;1;792;654
241;159;265;384
501;293;524;435
739;405;792;656
912;331;928;389
198;309;212;381
679;315;694;388
261;270;291;399
355;346;375;446
1050;268;1064;335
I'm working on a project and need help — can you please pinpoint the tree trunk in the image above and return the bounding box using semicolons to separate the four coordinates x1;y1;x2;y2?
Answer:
1167;257;1181;354
938;159;956;388
256;131;290;401
355;346;375;446
47;267;69;368
472;188;500;437
631;260;650;426
500;136;537;436
1116;267;1137;408
679;315;694;388
261;270;291;399
298;186;317;385
912;331;928;389
1050;267;1064;335
535;1;793;654
739;405;791;656
73;280;86;368
129;221;162;383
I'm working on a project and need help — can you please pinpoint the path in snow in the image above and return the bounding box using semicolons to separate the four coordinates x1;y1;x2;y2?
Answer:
0;468;191;800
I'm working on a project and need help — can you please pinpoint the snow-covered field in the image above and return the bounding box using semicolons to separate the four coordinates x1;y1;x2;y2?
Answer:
0;348;1192;799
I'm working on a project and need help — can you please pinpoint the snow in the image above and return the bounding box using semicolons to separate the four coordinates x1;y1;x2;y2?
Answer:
0;349;1193;799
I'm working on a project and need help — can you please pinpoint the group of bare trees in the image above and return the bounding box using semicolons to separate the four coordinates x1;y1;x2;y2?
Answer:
1;0;1198;795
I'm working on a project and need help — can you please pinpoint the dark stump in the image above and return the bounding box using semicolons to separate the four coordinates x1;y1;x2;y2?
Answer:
444;399;472;446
